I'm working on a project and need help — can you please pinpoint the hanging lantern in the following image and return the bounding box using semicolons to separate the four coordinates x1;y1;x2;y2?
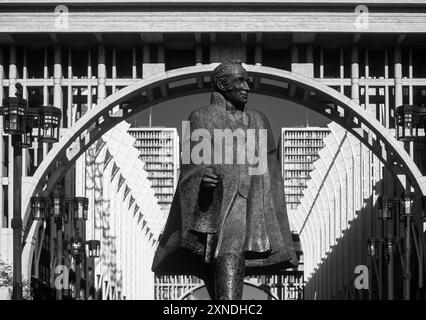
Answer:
38;106;61;143
73;197;88;221
367;238;378;257
30;196;48;221
2;96;27;135
21;116;34;148
400;191;415;217
50;191;64;220
63;198;74;224
395;105;420;142
70;234;84;257
378;196;393;220
384;235;395;257
86;240;101;258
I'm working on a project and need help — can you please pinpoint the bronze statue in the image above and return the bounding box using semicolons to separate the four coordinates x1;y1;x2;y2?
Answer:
152;60;298;300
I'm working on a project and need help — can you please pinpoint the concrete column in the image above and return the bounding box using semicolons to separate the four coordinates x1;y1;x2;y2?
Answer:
384;49;390;128
22;48;28;177
255;33;262;66
87;47;92;110
9;45;17;97
132;47;137;78
291;44;299;64
158;45;167;97
97;44;106;103
195;44;203;66
112;45;117;93
8;45;17;227
141;44;149;77
365;49;370;111
67;47;73;127
41;46;49;159
307;45;313;64
43;46;49;105
54;45;63;125
158;45;165;64
351;45;360;105
22;47;28;80
394;45;403;108
87;46;92;79
407;48;414;174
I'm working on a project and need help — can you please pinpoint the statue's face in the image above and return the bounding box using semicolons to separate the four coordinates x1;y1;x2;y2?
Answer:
221;65;250;107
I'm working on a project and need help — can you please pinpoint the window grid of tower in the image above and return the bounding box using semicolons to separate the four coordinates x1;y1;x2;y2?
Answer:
281;127;331;210
128;128;179;214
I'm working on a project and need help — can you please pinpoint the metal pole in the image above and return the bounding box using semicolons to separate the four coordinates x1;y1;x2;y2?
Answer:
404;214;412;300
386;235;395;300
11;135;23;300
56;219;63;300
75;256;81;300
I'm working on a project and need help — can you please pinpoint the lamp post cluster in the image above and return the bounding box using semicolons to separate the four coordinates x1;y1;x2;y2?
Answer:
1;83;61;300
31;193;101;299
1;83;100;300
393;103;426;300
370;191;426;300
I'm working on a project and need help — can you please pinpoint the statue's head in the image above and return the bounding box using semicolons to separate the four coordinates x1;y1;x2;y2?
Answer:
211;60;250;108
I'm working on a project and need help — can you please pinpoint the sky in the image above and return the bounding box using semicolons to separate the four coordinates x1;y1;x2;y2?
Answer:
127;93;330;143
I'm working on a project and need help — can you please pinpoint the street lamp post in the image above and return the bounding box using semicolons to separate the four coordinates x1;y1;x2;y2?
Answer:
394;106;426;300
2;84;26;300
1;82;61;300
367;237;382;299
51;189;65;300
11;134;23;300
384;235;395;300
378;196;396;300
71;196;88;300
400;191;415;300
70;230;84;300
86;239;101;299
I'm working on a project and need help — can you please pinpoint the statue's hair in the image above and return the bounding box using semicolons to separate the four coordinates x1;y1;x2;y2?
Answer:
211;60;246;93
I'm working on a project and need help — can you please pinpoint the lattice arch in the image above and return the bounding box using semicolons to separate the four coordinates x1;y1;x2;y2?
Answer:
20;63;426;281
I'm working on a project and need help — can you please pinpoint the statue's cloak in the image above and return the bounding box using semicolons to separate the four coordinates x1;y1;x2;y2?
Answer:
152;92;298;278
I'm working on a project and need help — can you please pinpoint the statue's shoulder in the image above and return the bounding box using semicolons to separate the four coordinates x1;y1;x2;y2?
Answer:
188;104;218;122
247;108;270;125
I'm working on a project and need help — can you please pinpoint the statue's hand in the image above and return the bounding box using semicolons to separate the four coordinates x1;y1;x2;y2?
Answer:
201;166;221;190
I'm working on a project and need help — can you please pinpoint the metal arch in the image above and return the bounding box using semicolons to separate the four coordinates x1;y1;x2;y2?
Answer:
21;63;426;280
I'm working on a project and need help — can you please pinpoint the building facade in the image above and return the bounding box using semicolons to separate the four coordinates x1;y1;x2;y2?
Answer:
281;127;330;212
128;127;180;215
1;1;426;300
